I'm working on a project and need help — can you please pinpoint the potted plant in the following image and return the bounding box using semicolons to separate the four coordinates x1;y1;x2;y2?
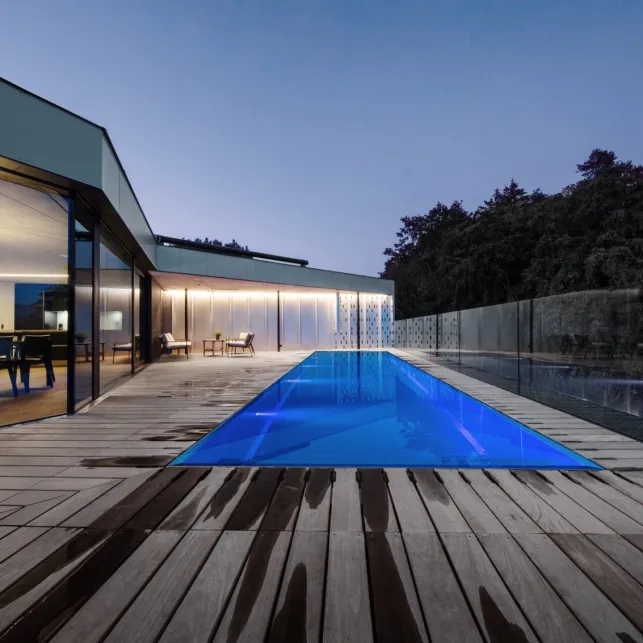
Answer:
214;329;222;340
75;330;89;344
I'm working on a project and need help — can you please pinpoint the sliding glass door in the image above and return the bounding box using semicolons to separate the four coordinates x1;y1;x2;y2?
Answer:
0;173;69;427
99;235;133;395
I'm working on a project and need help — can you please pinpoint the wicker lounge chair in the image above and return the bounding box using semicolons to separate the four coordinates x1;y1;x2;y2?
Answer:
160;333;191;358
226;332;255;356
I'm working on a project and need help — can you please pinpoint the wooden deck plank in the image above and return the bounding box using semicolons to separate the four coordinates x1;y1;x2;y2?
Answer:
385;469;435;533
0;477;46;490
488;470;578;533
224;468;283;531
438;470;507;534
587;534;643;586
359;469;399;533
261;468;306;532
409;469;471;533
0;526;48;564
0;490;74;526
329;469;362;532
103;530;220;643
365;531;428;642
29;481;119;527
515;533;642;642
0;527;17;541
158;530;255;643
0;527;80;594
621;471;643;487
50;530;183;643
593;470;643;504
323;531;373;643
0;530;109;635
158;467;232;530
294;468;332;532
62;470;159;527
541;471;643;534
513;471;614;534
478;534;592;643
212;531;291;643
462;470;541;534
550;533;643;632
267;531;328;643
566;471;643;526
443;533;538;643
191;467;256;530
403;532;482;642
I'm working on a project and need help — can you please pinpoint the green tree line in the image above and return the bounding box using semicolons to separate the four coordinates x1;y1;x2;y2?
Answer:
380;150;643;320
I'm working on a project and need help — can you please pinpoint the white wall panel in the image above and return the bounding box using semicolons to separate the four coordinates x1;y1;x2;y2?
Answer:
167;290;392;351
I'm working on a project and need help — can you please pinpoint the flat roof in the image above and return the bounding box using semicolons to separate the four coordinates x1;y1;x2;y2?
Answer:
0;76;394;294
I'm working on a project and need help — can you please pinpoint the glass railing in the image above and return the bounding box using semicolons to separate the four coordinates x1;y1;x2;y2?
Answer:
393;288;643;438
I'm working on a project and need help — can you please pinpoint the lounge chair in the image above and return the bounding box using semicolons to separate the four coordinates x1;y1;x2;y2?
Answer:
226;332;255;356
112;334;140;363
160;333;191;358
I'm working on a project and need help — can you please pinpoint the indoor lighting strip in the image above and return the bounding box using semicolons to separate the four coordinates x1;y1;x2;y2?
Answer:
164;289;392;298
0;274;68;279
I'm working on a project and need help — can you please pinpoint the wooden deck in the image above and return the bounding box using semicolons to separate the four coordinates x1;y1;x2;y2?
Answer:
1;351;643;641
0;465;642;641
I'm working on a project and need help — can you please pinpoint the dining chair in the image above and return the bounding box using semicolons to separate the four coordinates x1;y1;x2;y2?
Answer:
0;337;18;396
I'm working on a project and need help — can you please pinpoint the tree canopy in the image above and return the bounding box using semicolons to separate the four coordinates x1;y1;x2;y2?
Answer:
187;237;248;250
380;150;643;319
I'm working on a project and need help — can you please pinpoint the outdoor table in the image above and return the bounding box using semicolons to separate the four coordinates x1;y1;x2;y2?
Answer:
203;338;226;356
75;341;105;361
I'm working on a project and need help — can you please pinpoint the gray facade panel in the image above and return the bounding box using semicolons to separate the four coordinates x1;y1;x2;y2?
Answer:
101;138;157;264
156;245;394;294
0;81;102;187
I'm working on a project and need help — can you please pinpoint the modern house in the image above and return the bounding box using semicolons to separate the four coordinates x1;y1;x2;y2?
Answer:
0;77;394;427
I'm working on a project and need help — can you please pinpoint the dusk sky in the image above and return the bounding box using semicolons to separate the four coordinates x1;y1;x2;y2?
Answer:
1;0;642;276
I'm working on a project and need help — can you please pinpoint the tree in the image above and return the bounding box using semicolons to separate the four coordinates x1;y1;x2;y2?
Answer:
381;150;643;318
187;237;249;251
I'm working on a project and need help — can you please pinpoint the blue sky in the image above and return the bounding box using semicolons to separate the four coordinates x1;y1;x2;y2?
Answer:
1;0;642;276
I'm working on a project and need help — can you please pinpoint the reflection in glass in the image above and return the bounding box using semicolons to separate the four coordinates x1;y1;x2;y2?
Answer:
0;174;69;426
99;236;132;394
134;271;144;368
74;207;93;408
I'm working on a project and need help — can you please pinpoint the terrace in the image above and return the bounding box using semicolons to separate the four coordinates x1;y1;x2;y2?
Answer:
0;351;642;642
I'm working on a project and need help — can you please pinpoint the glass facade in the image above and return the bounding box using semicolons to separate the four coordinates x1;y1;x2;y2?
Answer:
0;172;153;428
99;236;133;394
0;174;70;425
73;207;94;408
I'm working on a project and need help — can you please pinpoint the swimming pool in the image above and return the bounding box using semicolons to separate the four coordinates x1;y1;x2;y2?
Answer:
172;351;601;469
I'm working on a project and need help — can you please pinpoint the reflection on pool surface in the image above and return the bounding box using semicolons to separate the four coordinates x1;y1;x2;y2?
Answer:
172;351;601;469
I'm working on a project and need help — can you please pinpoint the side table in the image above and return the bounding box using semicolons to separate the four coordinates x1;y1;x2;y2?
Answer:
203;338;226;356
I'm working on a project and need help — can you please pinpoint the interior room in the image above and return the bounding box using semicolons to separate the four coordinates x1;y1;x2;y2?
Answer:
0;173;70;425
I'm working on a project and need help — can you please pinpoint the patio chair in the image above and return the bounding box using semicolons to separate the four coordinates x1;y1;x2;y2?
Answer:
226;332;255;356
112;334;140;363
0;337;18;396
19;335;55;392
159;333;191;358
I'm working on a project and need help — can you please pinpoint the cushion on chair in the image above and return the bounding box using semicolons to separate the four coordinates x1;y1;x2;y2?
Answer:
166;341;191;348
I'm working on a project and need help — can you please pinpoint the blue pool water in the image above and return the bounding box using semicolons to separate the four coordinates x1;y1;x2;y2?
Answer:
172;351;601;469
